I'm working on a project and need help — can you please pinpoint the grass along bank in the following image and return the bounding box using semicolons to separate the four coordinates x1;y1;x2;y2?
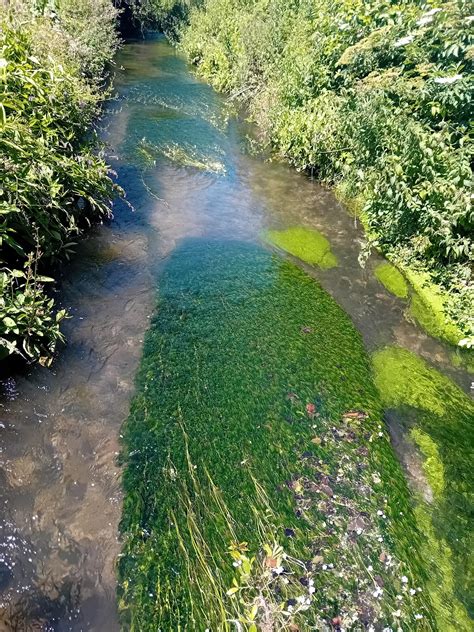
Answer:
119;239;434;630
0;0;120;365
140;0;473;348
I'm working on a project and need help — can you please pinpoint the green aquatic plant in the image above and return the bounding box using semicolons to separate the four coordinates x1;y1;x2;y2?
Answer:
410;428;445;500
119;240;432;630
374;261;408;299
404;269;464;346
372;346;474;626
265;227;338;269
137;138;226;173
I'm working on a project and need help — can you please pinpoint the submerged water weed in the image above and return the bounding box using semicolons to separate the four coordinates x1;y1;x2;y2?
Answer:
137;138;226;174
119;239;432;630
372;347;474;628
265;227;338;269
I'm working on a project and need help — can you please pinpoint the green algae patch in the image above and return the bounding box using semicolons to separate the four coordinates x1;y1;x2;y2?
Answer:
410;428;445;500
404;269;464;346
119;240;433;631
374;261;408;299
265;226;338;269
372;346;474;626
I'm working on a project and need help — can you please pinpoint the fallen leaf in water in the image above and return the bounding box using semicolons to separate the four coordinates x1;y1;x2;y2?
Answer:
343;410;368;420
320;484;334;497
265;556;278;568
311;436;322;445
306;403;316;417
293;480;303;493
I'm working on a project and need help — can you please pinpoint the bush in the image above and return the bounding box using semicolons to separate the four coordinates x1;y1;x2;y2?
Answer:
0;1;120;364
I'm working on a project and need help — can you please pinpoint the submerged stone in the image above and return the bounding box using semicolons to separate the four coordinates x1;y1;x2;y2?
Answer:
374;261;408;298
265;226;338;269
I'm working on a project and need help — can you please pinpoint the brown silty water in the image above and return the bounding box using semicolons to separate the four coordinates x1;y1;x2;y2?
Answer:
0;35;471;631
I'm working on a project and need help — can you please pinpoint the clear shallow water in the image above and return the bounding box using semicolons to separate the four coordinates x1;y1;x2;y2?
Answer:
0;35;471;630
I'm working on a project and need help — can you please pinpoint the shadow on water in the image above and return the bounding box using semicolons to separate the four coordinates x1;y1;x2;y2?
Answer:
0;33;472;629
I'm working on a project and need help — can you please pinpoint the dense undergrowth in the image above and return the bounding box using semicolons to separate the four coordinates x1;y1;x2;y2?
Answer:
119;239;435;630
0;0;119;364
142;0;474;346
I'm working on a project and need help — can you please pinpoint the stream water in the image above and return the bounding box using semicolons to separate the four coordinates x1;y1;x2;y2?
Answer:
0;35;472;631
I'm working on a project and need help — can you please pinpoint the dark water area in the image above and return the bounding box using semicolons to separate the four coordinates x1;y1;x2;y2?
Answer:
0;34;471;630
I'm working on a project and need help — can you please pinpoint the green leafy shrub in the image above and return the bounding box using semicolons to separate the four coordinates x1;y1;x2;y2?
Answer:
0;1;120;364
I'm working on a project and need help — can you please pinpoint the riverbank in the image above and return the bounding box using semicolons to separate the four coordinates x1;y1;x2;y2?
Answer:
150;0;473;348
0;0;120;365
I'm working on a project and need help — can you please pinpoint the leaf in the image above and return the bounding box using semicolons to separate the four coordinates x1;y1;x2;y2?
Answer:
3;316;16;328
226;587;239;596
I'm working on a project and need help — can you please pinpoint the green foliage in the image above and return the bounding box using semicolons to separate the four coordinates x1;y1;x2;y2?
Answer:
0;1;119;363
152;0;473;341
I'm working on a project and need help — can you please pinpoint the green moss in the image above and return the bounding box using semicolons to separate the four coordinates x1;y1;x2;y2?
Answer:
404;269;463;346
371;347;466;416
374;261;408;299
414;504;472;632
265;226;338;269
372;346;474;622
119;241;431;630
410;428;445;499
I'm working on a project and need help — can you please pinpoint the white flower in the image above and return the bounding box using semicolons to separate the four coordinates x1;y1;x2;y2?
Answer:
415;614;423;620
393;610;401;617
401;575;409;584
377;510;383;516
274;565;284;574
309;586;316;594
417;16;434;26
368;565;373;572
434;74;462;84
232;560;242;567
425;8;442;16
410;588;416;595
397;594;403;601
394;35;414;47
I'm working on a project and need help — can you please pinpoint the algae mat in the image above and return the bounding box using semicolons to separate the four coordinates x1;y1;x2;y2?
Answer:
373;348;474;629
119;239;433;630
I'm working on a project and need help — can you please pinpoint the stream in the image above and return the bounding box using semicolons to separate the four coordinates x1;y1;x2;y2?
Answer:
0;34;471;631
